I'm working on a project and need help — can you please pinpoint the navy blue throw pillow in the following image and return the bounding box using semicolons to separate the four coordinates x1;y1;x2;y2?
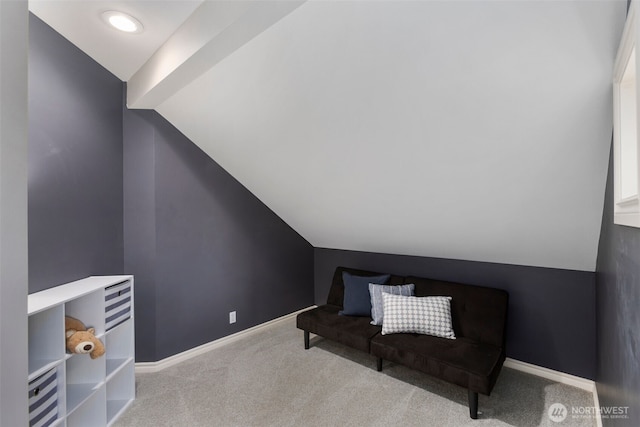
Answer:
339;272;391;316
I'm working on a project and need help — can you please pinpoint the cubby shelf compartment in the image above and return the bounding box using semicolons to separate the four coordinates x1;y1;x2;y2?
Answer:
28;364;63;427
28;305;64;379
106;358;130;381
67;386;107;427
105;320;134;380
106;361;135;426
28;276;135;427
66;352;105;414
66;382;103;416
66;290;106;338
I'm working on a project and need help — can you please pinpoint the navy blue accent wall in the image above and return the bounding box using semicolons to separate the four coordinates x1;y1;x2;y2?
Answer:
28;13;124;292
123;108;314;361
596;145;640;426
315;248;596;379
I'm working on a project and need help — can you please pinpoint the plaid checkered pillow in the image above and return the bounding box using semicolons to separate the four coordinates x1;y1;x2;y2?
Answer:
381;293;456;339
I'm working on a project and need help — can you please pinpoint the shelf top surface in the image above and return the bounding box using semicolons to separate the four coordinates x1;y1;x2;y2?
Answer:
29;276;133;315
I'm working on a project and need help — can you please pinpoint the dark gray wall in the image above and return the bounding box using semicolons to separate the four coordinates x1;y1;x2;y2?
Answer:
28;13;124;292
315;248;596;379
596;145;640;426
123;108;315;361
123;97;157;362
30;14;314;361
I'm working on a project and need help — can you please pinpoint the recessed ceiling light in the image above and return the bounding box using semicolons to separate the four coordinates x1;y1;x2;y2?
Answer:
101;11;144;34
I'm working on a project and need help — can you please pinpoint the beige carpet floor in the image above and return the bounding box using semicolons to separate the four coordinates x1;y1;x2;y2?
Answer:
114;316;596;427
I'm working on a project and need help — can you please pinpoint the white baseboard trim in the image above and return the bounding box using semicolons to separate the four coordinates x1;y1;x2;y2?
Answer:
593;383;603;427
504;358;595;392
135;311;601;425
504;358;601;426
135;306;315;374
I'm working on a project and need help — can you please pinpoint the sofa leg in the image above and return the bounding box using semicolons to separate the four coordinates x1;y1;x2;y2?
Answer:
304;331;310;349
376;357;383;372
468;390;478;419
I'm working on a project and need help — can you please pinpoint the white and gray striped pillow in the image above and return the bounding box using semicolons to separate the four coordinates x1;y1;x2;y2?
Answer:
368;283;415;325
381;293;456;339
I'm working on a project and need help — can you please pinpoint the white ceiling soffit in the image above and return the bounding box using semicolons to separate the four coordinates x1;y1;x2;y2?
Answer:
127;0;306;108
28;0;204;81
154;0;626;272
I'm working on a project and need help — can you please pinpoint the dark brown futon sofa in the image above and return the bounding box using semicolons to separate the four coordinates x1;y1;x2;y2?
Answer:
296;267;509;419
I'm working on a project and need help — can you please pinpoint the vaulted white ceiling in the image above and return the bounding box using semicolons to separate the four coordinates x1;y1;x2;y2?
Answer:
30;0;627;272
29;1;203;80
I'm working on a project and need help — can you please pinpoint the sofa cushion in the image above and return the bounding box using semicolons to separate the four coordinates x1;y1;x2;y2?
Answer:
369;283;415;325
370;333;505;395
381;294;455;339
408;276;508;348
296;305;382;353
326;267;405;308
340;272;391;316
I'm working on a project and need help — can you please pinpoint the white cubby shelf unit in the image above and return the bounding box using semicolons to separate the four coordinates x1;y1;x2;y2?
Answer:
28;276;135;427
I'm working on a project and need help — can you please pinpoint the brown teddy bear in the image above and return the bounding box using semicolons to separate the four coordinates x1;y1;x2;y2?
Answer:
65;316;105;359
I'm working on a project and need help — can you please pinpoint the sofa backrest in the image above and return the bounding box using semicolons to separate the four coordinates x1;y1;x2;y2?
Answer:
407;276;509;348
327;266;405;308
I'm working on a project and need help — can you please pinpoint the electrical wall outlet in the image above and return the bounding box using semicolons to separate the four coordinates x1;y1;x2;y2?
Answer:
229;311;236;324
